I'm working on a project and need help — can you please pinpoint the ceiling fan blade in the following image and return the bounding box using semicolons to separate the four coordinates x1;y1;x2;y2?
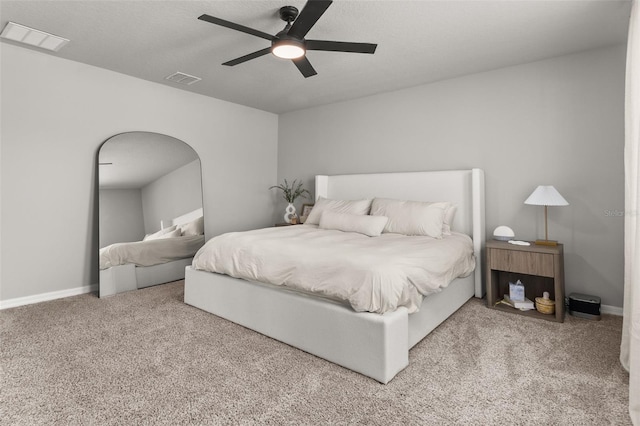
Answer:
306;40;377;54
292;56;317;78
198;14;274;41
288;0;332;40
222;47;272;66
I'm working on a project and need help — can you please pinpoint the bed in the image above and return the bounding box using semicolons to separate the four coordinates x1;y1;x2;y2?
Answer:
184;170;485;383
99;208;205;298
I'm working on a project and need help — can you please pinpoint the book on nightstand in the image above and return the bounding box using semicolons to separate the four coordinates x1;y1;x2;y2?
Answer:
497;295;535;311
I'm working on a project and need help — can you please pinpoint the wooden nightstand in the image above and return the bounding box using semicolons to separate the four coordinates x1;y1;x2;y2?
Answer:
486;240;565;322
275;222;302;227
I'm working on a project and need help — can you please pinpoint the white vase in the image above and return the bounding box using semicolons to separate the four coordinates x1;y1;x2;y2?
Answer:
284;203;296;223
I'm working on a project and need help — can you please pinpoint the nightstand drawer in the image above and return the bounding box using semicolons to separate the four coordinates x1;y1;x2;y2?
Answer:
489;249;554;277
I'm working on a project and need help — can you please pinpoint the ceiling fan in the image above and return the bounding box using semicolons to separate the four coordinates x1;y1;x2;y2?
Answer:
198;0;377;78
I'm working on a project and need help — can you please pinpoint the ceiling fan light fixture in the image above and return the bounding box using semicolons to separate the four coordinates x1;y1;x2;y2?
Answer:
272;39;305;59
198;1;377;78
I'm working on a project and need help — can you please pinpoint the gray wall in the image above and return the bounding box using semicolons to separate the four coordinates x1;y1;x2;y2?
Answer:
278;45;626;307
0;41;626;308
99;189;145;247
141;159;202;234
1;44;278;301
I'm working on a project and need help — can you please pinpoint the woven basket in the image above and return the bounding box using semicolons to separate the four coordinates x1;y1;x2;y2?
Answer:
535;297;555;315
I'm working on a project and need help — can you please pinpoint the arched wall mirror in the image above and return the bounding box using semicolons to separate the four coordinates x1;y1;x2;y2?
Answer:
98;132;204;298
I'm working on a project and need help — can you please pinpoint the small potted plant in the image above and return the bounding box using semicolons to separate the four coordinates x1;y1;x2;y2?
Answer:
270;179;310;224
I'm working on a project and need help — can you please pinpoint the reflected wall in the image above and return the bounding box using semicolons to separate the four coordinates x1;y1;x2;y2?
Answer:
98;132;203;296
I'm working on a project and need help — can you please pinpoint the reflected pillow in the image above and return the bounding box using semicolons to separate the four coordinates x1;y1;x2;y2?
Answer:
156;228;182;239
180;216;204;236
319;211;388;237
306;197;372;225
370;198;449;238
143;225;178;241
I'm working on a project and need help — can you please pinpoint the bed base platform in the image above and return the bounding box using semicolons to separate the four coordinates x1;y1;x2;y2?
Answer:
100;257;193;297
185;169;484;383
185;266;474;384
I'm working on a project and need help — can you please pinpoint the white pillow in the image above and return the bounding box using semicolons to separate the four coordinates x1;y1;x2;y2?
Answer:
319;211;388;237
306;197;372;225
180;216;204;236
370;198;449;238
156;228;182;239
442;204;458;235
143;225;177;241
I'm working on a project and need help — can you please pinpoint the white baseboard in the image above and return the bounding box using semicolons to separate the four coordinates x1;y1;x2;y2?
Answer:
0;284;99;310
601;304;623;316
0;285;626;316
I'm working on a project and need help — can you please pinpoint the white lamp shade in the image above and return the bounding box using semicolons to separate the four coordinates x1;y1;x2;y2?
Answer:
524;185;569;206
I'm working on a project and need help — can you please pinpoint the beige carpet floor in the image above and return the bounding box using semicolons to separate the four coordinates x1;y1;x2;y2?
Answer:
0;281;630;425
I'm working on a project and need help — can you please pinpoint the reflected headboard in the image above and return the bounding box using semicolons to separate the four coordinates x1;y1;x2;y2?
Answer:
315;169;485;297
172;207;203;227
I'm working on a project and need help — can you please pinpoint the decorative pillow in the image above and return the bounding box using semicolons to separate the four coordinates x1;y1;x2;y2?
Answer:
180;216;204;236
143;225;178;241
305;197;372;225
442;204;458;235
369;198;449;238
156;228;182;239
319;211;388;237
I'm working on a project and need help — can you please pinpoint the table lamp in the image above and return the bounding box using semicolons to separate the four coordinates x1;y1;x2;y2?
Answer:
524;185;568;246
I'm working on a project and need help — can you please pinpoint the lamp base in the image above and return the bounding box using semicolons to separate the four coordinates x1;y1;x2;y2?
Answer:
535;239;558;246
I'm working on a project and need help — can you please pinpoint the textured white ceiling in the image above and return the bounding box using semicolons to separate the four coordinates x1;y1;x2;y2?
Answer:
99;132;199;189
0;1;632;114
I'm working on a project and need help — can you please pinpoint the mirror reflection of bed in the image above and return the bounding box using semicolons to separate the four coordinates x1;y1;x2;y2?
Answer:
98;132;204;298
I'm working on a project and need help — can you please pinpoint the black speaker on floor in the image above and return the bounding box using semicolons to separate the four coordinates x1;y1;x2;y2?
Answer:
567;293;601;320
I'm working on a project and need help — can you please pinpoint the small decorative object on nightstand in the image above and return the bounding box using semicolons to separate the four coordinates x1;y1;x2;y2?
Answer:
493;225;515;241
269;179;310;224
300;203;314;224
486;240;565;322
524;185;569;246
535;292;555;315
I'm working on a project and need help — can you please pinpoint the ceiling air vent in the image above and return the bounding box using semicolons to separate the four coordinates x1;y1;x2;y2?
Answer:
165;72;202;85
1;21;69;52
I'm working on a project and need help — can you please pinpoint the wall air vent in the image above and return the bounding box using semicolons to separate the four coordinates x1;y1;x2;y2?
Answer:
165;72;202;85
1;22;69;52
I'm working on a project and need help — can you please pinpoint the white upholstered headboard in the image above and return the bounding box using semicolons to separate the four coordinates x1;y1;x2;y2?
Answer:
315;169;485;297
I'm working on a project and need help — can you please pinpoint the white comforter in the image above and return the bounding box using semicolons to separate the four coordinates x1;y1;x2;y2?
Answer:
192;225;475;314
100;235;205;270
